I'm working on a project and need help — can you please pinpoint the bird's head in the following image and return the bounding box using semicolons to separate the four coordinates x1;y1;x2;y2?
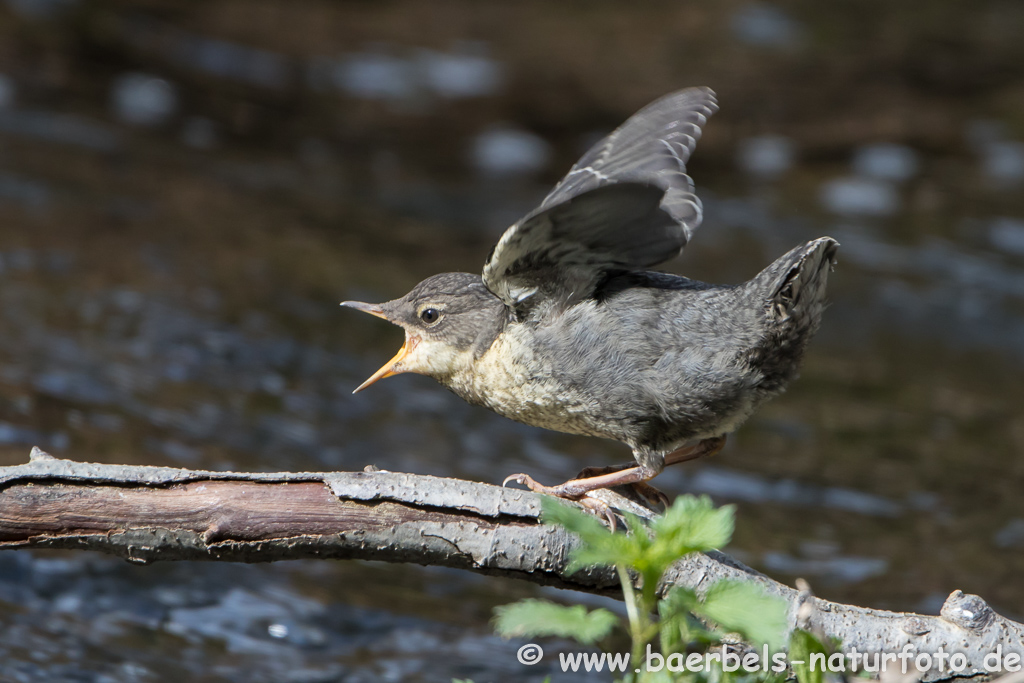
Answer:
342;272;505;393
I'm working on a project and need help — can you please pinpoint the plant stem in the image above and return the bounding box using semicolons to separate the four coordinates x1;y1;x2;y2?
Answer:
618;563;649;681
618;563;641;639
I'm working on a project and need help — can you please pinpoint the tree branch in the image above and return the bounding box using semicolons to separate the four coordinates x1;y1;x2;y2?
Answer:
1;448;1019;680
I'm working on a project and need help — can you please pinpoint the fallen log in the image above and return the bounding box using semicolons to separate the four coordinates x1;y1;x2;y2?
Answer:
1;447;1019;681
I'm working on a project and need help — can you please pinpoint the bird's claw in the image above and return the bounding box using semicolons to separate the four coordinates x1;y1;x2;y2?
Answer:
579;495;619;530
499;473;557;493
635;482;671;509
502;473;532;488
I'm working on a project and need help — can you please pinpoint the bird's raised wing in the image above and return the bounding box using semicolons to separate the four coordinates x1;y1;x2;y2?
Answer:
482;87;718;314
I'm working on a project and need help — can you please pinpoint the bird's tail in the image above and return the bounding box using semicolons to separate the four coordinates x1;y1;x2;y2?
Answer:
737;237;838;396
753;237;839;322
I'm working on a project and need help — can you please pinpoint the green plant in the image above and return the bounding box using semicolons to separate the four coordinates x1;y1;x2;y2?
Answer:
489;494;827;683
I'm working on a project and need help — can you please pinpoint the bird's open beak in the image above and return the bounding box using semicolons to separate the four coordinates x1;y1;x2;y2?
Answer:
352;335;419;393
341;300;419;393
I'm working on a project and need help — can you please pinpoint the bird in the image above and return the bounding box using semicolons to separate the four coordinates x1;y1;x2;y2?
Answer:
342;87;837;513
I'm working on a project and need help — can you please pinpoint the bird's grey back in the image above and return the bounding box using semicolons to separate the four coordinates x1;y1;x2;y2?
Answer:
521;238;837;450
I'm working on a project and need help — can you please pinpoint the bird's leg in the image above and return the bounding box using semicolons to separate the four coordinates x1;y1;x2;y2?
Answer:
664;435;726;466
573;465;672;509
573;435;727;478
589;436;726;506
504;465;658;499
503;436;726;507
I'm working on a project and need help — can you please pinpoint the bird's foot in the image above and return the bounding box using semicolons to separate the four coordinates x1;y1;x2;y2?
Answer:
502;467;669;529
501;438;728;527
501;473;618;528
575;466;671;509
577;495;620;530
502;472;595;499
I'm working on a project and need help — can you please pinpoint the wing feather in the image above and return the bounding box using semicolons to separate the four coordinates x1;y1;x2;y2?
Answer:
483;87;718;313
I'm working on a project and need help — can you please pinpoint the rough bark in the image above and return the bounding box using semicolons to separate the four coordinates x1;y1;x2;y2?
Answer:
1;448;1020;681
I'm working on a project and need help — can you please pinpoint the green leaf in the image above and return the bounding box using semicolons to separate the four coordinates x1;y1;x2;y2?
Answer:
541;498;643;574
565;532;638;575
540;497;611;544
493;599;618;646
657;585;703;652
544;495;737;583
659;585;701;621
697;580;789;650
638;497;734;587
650;495;734;555
789;629;829;683
627;496;737;608
638;670;678;683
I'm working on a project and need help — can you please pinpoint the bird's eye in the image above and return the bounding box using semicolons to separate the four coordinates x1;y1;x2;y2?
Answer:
420;308;441;325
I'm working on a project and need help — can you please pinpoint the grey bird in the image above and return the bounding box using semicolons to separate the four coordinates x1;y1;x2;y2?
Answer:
342;87;837;510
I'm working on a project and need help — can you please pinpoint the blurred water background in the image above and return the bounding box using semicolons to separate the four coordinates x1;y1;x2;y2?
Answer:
0;1;1022;681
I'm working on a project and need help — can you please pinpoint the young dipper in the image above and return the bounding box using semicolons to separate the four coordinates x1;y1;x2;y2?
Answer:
343;87;837;510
